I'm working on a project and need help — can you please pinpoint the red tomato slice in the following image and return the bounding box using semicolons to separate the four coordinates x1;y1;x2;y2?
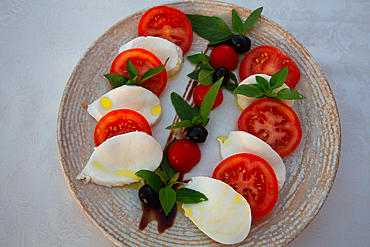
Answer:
94;109;152;147
238;98;302;157
239;45;300;89
138;6;193;54
193;84;223;110
212;153;279;219
110;48;167;97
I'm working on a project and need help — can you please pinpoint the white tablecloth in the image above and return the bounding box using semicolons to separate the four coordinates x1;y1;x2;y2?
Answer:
1;0;369;246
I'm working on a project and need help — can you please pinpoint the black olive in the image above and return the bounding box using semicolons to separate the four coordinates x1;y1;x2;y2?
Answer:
213;67;230;87
138;184;161;208
187;126;208;143
228;35;251;53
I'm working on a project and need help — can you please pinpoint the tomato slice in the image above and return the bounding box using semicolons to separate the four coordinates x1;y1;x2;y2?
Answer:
212;153;279;219
94;109;152;147
193;84;223;110
238;98;302;157
110;48;167;97
239;45;300;89
138;6;193;54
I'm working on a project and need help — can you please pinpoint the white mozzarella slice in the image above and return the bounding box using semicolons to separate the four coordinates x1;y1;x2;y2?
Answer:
217;131;286;190
182;176;252;245
119;36;183;76
87;85;162;126
76;132;162;187
236;74;294;111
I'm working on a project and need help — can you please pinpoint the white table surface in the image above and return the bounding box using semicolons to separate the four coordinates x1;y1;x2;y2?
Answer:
1;0;369;246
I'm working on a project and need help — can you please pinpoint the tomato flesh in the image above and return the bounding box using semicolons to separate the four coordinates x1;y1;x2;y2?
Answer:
94;109;152;146
193;84;223;110
239;45;300;89
167;138;201;173
238;98;302;157
212;153;278;219
138;6;193;54
110;48;167;97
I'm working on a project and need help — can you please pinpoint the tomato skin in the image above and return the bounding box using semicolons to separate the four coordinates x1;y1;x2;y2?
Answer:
210;45;239;71
239;45;300;89
94;109;152;147
110;48;167;97
138;6;193;54
238;98;302;157
167;138;201;173
193;84;223;110
212;153;279;219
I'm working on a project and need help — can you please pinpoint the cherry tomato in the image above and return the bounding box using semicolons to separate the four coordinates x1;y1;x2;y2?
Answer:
193;84;223;110
239;45;300;89
238;98;302;157
110;48;167;97
210;45;238;71
94;109;152;147
167;138;201;173
138;6;193;54
212;153;279;219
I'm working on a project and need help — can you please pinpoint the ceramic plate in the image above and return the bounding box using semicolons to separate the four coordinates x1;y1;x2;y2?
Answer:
57;0;341;246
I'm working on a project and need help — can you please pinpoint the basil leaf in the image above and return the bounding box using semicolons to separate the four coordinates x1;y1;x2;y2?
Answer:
187;53;213;70
226;80;238;91
104;73;129;88
270;67;288;90
198;70;214;85
277;88;307;100
200;77;222;126
232;9;244;35
244;7;263;32
155;170;169;184
186;14;234;44
187;69;201;79
161;138;177;179
233;84;265;98
191;105;200;117
165;120;193;129
127;76;138;85
159;187;177;216
255;76;270;92
176;188;208;204
191;115;203;126
170;92;195;121
126;60;137;80
135;170;164;193
168;180;182;186
229;71;238;83
140;57;169;84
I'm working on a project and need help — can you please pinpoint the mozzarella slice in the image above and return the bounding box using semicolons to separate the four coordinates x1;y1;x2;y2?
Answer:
87;85;162;126
217;131;286;190
119;36;183;76
236;74;294;111
76;132;162;187
182;176;252;245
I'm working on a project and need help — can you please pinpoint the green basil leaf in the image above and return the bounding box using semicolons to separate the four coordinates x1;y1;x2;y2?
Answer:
244;7;263;33
165;120;193;130
168;180;182;186
229;71;238;83
191;115;203;126
232;9;244;35
233;84;265;98
159;187;177;216
187;69;201;79
277;88;307;100
187;53;213;70
200;77;222;126
186;14;234;44
126;60;137;80
198;70;214;85
135;170;164;193
104;73;129;88
140;57;169;84
127;76;138;85
270;66;288;90
155;170;169;184
170;92;195;121
161;138;177;179
191;105;200;117
226;80;238;91
176;188;208;204
255;76;270;92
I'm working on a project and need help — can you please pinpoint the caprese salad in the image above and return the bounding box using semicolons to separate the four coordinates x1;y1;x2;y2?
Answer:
76;5;306;245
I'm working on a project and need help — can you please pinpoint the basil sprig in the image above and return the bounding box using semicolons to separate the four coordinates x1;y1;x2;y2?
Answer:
232;67;306;100
186;7;263;45
166;77;223;130
104;58;169;88
135;140;208;216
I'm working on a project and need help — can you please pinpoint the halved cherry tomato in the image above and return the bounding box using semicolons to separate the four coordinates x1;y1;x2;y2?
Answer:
94;109;152;146
138;6;193;54
193;84;223;110
110;48;167;97
210;45;239;71
212;153;279;219
238;98;302;157
239;46;300;89
167;138;201;173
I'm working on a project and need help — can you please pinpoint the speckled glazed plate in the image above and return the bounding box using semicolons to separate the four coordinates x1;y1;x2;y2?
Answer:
57;0;341;246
